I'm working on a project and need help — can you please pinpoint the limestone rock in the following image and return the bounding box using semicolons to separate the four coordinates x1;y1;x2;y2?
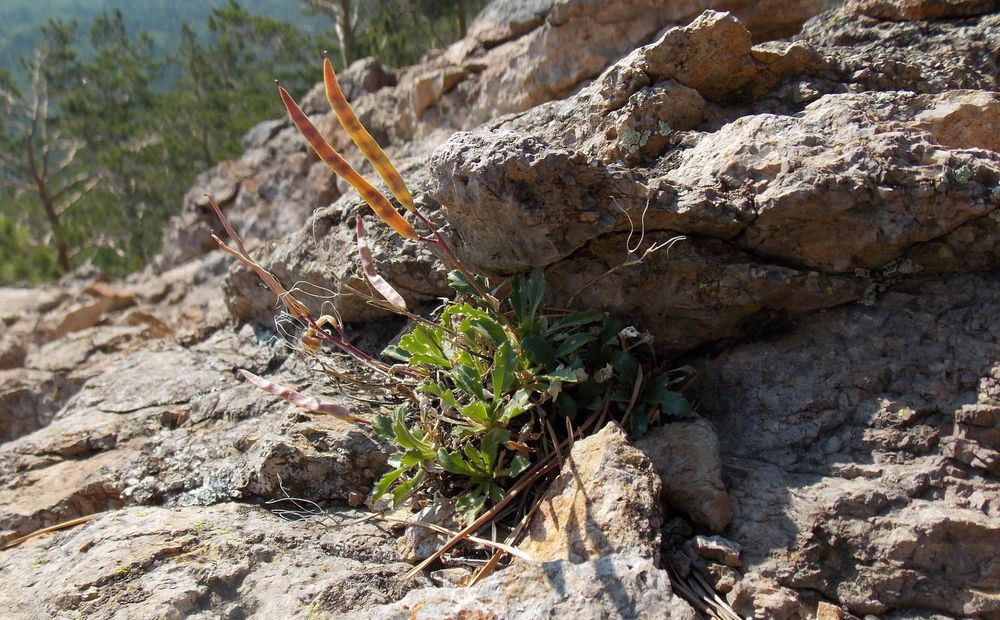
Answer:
518;423;663;564
684;534;742;567
637;416;733;532
365;553;698;620
849;0;998;20
689;272;1000;617
5;0;1000;617
0;504;429;619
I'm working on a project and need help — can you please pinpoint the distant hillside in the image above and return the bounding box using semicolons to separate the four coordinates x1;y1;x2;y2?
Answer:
0;0;330;70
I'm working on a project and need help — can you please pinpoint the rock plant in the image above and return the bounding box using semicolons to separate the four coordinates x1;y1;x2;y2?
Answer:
212;53;691;576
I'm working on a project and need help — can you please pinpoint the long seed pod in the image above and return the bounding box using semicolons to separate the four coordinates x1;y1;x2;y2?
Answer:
356;215;407;309
206;195;312;322
325;54;414;212
278;84;419;240
238;369;368;426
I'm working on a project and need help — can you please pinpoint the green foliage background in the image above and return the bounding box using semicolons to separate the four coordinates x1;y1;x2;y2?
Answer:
0;0;486;285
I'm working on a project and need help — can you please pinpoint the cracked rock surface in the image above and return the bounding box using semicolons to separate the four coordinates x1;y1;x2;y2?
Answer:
2;0;999;617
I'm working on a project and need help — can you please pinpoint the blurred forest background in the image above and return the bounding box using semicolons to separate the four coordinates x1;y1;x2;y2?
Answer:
0;0;486;284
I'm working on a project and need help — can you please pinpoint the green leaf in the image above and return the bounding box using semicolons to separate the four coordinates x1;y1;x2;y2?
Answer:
398;325;450;368
557;393;578;420
466;317;507;347
547;309;604;335
500;388;533;423
371;466;407;500
421;381;461;410
611;351;639;386
521;334;556;369
481;427;510;469
511;268;545;322
372;415;394;440
447;270;487;298
600;317;626;347
629;410;651;438
501;453;531;479
450;363;484;400
553;333;593;359
486;481;504;504
401;449;428;468
391;469;425;507
391;407;432;456
456;488;488;521
463;443;488;472
460;401;491;425
491;340;516;401
540;366;580;383
381;344;411;363
436;448;477;475
641;376;692;417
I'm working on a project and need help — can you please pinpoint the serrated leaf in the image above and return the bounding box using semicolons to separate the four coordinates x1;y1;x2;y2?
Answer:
540;366;580;383
511;268;545;323
451;363;484;400
398;325;449;368
642;376;692;418
521;334;556;369
420;381;460;410
557;393;578;420
629;410;651;438
371;466;407;500
456;489;488;521
401;449;428;468
463;443;488;472
391;408;432;455
391;469;425;507
466;317;507;347
481;428;510;469
372;415;394;440
447;270;487;298
600;317;626;347
611;351;639;386
486;481;504;504
460;401;491;425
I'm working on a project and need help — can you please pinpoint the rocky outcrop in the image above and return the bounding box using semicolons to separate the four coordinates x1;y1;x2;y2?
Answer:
431;9;1000;351
518;423;663;563
688;272;1000;618
367;425;698;619
0;504;431;618
3;0;1000;617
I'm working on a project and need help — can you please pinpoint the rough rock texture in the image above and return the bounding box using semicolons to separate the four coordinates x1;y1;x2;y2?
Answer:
431;9;1000;351
4;0;1000;617
689;272;1000;618
365;553;698;620
367;425;696;619
159;0;842;327
519;423;663;563
0;504;430;619
637;417;733;532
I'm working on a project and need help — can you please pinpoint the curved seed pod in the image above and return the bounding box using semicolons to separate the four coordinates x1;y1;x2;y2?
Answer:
324;55;414;212
206;195;311;322
238;369;368;425
278;85;419;240
356;215;407;309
